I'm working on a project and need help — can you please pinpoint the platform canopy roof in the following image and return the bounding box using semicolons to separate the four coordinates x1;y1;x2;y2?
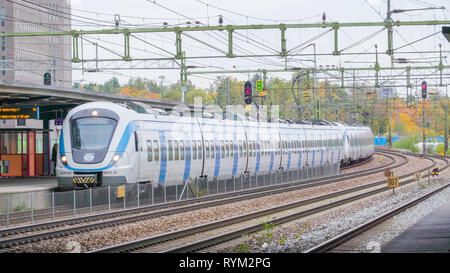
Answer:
0;81;193;119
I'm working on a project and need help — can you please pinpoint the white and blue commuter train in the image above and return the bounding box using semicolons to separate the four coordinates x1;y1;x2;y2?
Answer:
56;102;374;190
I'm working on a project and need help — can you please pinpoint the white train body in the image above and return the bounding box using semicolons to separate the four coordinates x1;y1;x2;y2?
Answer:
56;102;374;190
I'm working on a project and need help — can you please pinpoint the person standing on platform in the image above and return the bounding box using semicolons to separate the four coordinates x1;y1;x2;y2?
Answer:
51;144;58;176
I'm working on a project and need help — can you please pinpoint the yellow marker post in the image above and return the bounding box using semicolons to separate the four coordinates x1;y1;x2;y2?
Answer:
117;185;125;198
387;176;399;194
379;155;383;162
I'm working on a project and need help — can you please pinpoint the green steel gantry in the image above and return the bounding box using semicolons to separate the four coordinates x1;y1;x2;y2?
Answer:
1;19;450;101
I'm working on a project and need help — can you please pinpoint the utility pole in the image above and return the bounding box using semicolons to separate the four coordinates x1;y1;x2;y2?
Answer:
226;76;230;106
159;75;165;94
445;84;448;156
422;99;426;156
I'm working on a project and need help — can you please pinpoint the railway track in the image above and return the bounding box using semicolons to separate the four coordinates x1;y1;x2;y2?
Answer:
304;175;450;253
90;152;446;253
0;151;403;251
0;153;386;227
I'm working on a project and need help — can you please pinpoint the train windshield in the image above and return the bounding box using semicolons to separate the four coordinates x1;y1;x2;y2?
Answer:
71;117;117;150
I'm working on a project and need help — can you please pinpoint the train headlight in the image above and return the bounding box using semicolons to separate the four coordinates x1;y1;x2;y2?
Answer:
111;154;121;164
92;110;99;116
61;155;68;165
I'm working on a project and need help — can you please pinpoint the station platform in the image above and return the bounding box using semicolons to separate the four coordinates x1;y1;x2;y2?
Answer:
382;199;450;253
0;177;57;194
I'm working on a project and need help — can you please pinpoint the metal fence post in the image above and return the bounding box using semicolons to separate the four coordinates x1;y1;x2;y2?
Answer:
123;185;126;209
52;191;55;221
6;195;9;227
207;179;209;195
73;190;76;217
151;185;154;204
176;184;178;200
30;193;34;224
241;175;243;190
233;176;236;192
89;188;93;215
137;183;140;207
216;178;219;194
164;185;166;203
196;177;199;198
108;185;111;211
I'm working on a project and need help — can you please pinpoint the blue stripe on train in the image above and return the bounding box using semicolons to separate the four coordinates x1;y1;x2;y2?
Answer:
183;138;191;181
269;151;274;171
312;151;316;167
214;125;220;178
298;151;302;168
320;150;324;165
232;130;238;176
158;131;167;184
255;130;260;173
287;142;291;169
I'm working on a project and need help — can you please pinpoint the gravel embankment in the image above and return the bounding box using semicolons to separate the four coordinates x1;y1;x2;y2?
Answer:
217;177;450;253
5;154;437;253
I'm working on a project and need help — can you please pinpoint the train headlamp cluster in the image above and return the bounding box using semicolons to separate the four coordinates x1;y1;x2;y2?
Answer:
61;155;68;165
111;154;121;164
92;110;99;116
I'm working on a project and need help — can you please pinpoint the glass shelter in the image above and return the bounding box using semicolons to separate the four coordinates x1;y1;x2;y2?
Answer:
0;129;50;177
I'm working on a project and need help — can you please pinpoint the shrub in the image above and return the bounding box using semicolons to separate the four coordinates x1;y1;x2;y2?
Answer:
392;135;420;153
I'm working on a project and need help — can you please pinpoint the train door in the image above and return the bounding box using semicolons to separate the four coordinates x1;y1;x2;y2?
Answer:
137;130;147;182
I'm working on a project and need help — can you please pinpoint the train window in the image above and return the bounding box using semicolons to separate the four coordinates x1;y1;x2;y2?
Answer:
197;140;202;159
168;140;173;161
244;141;248;157
205;140;210;158
153;140;159;161
161;141;167;162
180;141;185;160
211;141;215;159
192;141;197;160
134;131;139;152
185;140;190;160
221;140;225;158
147;140;152;162
225;141;230;158
230;142;235;157
174;140;179;160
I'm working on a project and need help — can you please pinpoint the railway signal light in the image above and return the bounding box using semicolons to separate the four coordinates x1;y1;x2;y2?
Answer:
421;81;427;99
244;81;253;105
44;72;51;86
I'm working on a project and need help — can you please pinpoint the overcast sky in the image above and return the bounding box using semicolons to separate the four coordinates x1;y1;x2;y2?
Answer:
70;0;450;95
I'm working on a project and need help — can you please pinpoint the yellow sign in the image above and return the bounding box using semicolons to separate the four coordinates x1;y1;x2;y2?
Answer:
257;91;268;97
414;173;421;180
256;80;263;91
245;105;252;111
379;155;383;162
387;176;399;188
117;185;125;198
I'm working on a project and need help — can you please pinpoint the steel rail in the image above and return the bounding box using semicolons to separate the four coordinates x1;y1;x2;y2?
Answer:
160;155;447;254
0;152;402;249
304;176;450;253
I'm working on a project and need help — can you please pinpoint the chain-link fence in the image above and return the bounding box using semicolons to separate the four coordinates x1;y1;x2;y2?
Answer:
0;163;339;228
